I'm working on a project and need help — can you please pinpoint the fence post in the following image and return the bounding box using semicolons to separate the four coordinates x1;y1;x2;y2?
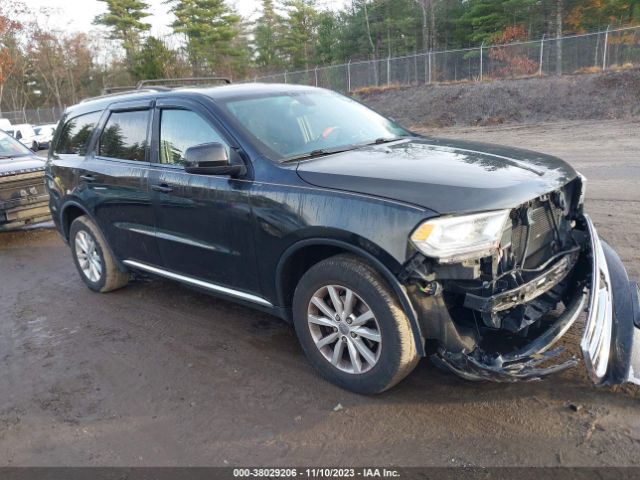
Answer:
386;55;391;85
347;60;351;92
284;71;288;83
36;108;41;124
428;51;432;84
602;25;610;71
538;34;545;76
314;66;318;87
480;42;484;82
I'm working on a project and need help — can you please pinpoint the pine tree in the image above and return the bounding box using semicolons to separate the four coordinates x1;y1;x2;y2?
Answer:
168;0;243;75
132;37;178;81
281;0;319;70
93;0;151;70
254;0;286;69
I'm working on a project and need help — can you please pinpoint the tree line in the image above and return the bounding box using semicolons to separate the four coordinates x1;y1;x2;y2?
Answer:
0;0;638;113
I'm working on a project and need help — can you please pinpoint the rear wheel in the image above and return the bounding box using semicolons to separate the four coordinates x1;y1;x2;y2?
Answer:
69;216;129;293
292;254;419;394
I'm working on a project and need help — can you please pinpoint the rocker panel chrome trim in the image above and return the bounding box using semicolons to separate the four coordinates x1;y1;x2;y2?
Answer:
123;259;273;307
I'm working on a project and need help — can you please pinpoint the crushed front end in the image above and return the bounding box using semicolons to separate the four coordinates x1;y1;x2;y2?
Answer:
0;167;51;230
402;176;640;385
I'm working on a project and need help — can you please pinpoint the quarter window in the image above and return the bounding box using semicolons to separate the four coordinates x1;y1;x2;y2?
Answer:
159;109;227;166
99;110;150;161
54;111;102;155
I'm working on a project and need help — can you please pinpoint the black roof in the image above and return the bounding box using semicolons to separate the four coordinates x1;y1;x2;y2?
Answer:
67;83;321;117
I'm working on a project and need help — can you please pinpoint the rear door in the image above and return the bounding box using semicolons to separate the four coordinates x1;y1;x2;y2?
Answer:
84;99;161;265
149;97;260;295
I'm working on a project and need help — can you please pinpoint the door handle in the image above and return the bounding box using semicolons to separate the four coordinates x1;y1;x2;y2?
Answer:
80;175;95;182
152;183;174;193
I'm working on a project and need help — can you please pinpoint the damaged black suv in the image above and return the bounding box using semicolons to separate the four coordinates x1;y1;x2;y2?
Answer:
46;82;640;394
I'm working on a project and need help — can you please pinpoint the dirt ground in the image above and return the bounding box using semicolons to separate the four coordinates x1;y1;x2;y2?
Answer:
357;69;640;128
1;119;639;467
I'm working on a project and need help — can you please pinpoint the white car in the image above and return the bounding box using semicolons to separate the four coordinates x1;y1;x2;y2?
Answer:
34;123;57;150
6;124;39;151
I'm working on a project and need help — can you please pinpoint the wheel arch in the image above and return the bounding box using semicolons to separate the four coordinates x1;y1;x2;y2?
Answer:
60;200;127;273
60;200;90;241
276;238;426;356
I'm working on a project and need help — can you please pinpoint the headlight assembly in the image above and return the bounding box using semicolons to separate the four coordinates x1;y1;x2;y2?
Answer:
410;210;510;263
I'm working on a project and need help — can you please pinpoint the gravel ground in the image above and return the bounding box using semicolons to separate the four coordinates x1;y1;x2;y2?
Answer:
1;119;639;467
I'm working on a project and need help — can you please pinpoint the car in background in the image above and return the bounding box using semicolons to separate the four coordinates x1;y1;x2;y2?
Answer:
6;124;39;151
0;129;50;229
34;123;58;150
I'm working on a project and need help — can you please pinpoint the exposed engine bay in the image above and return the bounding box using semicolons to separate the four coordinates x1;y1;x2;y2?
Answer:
401;176;599;381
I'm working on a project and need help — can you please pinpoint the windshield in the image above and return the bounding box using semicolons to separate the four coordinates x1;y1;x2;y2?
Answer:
0;130;33;157
222;90;409;161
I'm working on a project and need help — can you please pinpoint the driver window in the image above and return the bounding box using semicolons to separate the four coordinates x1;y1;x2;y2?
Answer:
160;109;227;166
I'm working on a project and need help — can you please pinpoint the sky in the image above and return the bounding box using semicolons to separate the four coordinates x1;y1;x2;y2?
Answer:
22;0;348;36
22;0;264;36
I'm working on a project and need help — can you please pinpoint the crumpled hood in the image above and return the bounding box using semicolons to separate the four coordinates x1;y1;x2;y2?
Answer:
296;138;578;214
0;155;45;177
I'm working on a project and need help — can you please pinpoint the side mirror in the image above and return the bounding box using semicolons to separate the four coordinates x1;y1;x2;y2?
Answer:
184;142;246;176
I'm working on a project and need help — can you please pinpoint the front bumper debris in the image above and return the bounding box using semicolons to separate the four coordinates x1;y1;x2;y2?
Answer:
433;291;586;382
433;214;640;385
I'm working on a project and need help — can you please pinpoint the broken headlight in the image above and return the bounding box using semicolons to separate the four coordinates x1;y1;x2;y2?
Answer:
410;210;510;263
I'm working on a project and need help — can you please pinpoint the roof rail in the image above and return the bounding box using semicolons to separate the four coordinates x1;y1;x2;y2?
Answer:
82;77;232;104
136;77;232;89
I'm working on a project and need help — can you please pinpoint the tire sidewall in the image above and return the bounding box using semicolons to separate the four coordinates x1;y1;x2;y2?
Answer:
70;219;107;292
292;258;408;394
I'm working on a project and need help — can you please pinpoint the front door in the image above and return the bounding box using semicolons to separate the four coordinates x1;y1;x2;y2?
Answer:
149;98;260;296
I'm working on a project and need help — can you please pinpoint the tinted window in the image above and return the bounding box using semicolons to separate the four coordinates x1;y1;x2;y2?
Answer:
159;109;226;166
99;110;150;161
55;111;102;155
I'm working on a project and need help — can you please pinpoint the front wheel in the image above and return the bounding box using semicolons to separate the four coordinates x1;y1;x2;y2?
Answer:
292;254;419;394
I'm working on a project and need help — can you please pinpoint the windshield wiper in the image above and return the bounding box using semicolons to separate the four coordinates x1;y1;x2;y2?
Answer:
282;146;359;163
369;137;403;145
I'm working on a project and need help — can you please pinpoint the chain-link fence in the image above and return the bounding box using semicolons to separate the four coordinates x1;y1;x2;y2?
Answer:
250;26;640;93
0;106;65;127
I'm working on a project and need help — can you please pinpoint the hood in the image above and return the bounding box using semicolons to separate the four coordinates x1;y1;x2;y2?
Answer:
0;155;45;177
296;138;577;214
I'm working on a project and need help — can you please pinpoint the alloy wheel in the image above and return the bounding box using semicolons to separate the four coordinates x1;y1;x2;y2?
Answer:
75;230;102;283
307;284;382;374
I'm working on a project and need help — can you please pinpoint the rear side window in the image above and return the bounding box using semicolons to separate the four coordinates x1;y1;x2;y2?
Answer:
54;111;102;155
99;110;150;161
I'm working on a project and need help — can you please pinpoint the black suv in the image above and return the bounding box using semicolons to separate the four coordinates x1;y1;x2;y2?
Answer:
46;82;640;394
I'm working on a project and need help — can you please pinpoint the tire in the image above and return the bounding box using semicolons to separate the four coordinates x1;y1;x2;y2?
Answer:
31;141;38;151
292;254;420;394
69;215;129;293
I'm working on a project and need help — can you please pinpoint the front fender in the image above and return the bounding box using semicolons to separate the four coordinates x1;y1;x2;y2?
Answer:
277;238;426;356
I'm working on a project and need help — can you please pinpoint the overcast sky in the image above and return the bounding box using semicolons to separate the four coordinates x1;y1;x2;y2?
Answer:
23;0;262;36
22;0;347;36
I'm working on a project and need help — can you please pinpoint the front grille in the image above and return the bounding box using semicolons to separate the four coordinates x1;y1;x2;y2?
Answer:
510;193;567;269
0;172;46;206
